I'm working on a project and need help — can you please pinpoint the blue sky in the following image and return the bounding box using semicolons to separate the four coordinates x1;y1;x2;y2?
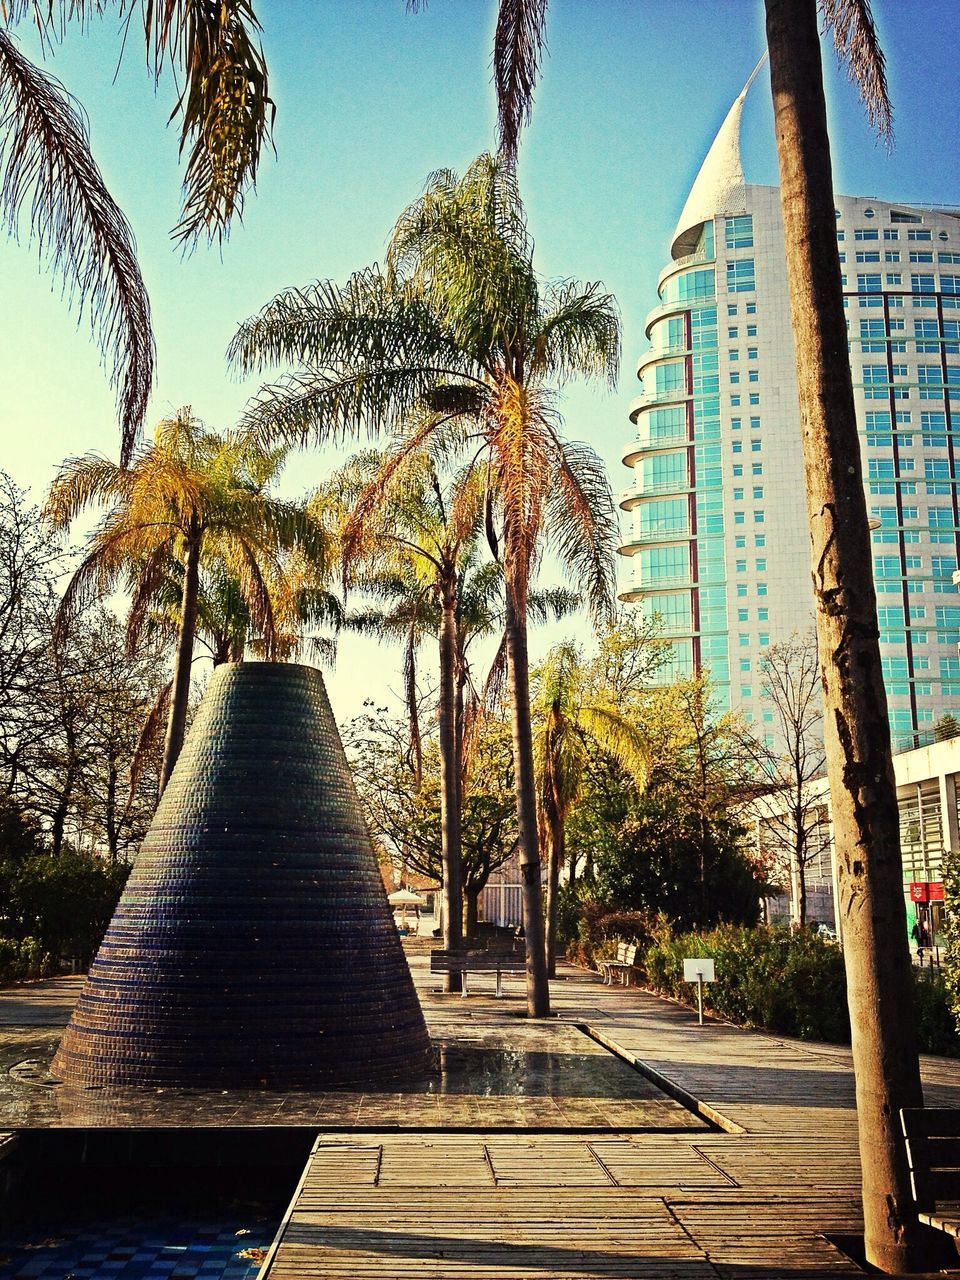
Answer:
2;0;958;718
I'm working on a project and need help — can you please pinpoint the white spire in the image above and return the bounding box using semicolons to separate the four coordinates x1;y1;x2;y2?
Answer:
670;56;766;260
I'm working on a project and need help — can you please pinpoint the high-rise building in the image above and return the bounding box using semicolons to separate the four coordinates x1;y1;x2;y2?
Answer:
619;77;960;748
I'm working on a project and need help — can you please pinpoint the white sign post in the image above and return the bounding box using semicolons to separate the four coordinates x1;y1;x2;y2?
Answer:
682;957;716;1025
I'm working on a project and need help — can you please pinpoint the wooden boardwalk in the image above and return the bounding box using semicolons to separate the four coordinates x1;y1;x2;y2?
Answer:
261;958;960;1278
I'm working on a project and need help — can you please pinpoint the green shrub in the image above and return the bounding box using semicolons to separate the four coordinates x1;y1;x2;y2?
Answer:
944;845;959;1037
913;969;960;1057
0;936;53;986
636;922;960;1053
641;924;850;1043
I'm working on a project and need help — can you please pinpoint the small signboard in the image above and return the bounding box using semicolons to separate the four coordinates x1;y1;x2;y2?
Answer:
910;881;945;903
683;958;716;983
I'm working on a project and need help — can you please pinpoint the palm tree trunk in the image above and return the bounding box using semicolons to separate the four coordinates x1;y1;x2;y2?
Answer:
160;534;201;791
544;809;563;980
438;574;463;991
765;3;924;1269
504;592;550;1016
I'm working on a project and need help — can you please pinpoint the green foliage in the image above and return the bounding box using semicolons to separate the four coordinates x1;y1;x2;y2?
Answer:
944;844;960;1035
592;790;763;932
911;969;960;1057
0;845;129;974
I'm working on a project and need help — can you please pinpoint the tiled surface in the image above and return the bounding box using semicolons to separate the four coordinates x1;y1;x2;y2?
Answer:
0;975;699;1131
0;1216;271;1279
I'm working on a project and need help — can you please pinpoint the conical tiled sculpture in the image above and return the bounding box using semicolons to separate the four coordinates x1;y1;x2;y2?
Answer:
53;662;432;1088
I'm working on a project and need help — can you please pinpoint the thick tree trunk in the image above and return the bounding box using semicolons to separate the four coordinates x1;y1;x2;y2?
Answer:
464;886;480;939
160;535;201;791
504;591;550;1016
438;576;463;992
765;3;924;1269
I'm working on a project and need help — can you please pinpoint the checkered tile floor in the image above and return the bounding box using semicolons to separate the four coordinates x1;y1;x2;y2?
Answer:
0;1216;272;1278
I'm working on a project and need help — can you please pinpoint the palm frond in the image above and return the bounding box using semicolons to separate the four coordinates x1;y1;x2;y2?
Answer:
821;0;892;142
534;279;621;388
43;453;131;527
489;377;551;611
0;31;154;463
125;542;177;655
128;676;172;805
527;584;580;625
153;0;274;244
493;0;548;165
546;438;618;626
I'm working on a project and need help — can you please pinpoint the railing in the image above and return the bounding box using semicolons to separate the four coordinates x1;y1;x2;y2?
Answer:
658;249;715;292
622;431;690;458
644;296;717;338
622;526;692;545
630;573;695;591
629;388;691;414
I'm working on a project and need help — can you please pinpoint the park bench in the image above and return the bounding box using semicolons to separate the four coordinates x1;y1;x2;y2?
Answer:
600;942;638;987
430;948;525;998
900;1107;960;1247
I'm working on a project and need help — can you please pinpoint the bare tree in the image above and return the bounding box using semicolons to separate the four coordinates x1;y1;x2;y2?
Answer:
752;632;829;928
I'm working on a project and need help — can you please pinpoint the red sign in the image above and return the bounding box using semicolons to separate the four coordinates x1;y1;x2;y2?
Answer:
909;881;944;903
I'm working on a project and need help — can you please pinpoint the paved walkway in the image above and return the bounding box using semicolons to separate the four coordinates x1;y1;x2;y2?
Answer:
2;958;958;1277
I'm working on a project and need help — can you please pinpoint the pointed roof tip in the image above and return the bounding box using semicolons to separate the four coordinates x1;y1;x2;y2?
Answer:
670;55;768;260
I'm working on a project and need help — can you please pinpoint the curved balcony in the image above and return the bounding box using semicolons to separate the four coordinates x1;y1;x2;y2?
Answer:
636;343;690;380
619;526;692;554
644;294;716;339
628;388;691;424
619;479;692;511
629;573;696;593
621;431;690;468
657;249;715;293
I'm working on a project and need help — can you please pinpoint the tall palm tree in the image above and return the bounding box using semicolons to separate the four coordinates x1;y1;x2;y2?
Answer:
484;1;923;1262
762;3;923;1271
44;409;327;789
532;641;648;977
230;154;620;1016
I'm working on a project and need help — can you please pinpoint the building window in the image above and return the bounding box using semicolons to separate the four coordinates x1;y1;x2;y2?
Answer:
730;371;740;384
884;228;900;240
909;249;934;263
725;215;754;249
886;273;902;286
735;535;746;549
855;228;879;241
751;463;762;476
752;486;763;499
942;275;960;296
732;464;743;477
735;558;747;572
727;259;756;292
746;302;757;314
754;510;765;524
730;394;741;406
757;582;768;596
918;366;944;399
758;607;769;621
727;304;738;316
748;393;760;405
857;273;882;293
736;583;747;598
885;251;901;263
740;658;751;671
911;273;936;294
856;250;881;263
907;228;932;241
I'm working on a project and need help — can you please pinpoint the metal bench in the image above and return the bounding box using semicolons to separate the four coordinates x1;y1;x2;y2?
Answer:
900;1107;960;1247
430;948;525;998
600;942;638;987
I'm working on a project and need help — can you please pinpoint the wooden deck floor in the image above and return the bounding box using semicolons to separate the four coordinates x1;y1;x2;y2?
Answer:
261;958;960;1279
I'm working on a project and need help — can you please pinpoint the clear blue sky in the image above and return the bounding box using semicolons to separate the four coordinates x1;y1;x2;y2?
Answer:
2;1;957;718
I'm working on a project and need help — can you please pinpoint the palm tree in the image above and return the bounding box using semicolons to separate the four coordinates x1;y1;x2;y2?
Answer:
482;1;923;1262
333;445;488;987
230;154;620;1016
532;641;648;977
1;2;273;461
44;409;327;789
763;3;923;1270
